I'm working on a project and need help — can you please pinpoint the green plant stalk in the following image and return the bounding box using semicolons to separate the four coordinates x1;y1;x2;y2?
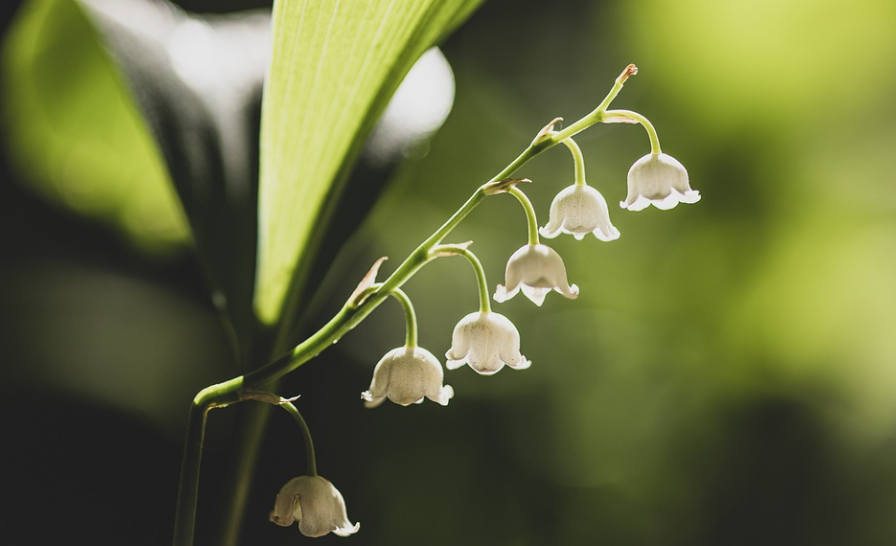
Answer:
173;65;640;546
459;247;491;313
431;245;491;313
603;109;662;154
390;288;418;348
563;138;587;187
279;401;317;476
549;63;636;144
508;187;540;246
219;404;269;546
172;377;244;546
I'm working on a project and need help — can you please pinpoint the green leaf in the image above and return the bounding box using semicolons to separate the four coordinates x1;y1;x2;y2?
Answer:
3;0;274;352
73;0;272;353
1;0;187;252
254;0;485;326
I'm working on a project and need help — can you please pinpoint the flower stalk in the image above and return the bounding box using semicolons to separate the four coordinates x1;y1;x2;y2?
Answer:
390;288;418;348
604;109;662;154
434;245;491;314
173;63;673;546
563;138;587;187
508;186;540;246
279;400;317;477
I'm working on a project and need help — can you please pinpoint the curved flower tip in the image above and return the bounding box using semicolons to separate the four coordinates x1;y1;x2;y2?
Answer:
270;475;360;538
494;244;579;307
446;311;531;375
361;346;454;408
621;152;700;211
540;184;620;242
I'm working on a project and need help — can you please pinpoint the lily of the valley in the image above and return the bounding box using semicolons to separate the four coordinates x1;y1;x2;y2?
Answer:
540;184;620;241
494;244;579;306
446;311;530;375
621;152;700;211
270;475;359;538
361;346;454;407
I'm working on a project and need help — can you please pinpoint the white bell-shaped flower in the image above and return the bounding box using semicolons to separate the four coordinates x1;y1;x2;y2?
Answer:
494;244;579;306
361;346;454;408
621;152;700;211
540;184;620;241
270;475;360;538
446;311;531;375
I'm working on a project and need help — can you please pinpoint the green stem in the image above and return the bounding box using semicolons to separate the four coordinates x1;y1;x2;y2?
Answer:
279;401;317;476
174;65;641;546
548;64;636;145
562;137;587;186
434;245;490;313
219;405;269;546
390;288;418;348
172;378;244;546
603;109;662;154
509;187;540;246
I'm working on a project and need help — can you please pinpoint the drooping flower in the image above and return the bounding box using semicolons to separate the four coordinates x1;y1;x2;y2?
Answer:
270;475;360;538
494;244;579;306
621;152;700;211
540;184;620;241
361;346;454;408
446;311;531;375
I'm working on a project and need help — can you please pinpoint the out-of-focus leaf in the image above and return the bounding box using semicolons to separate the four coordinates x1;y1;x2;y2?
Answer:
4;0;273;356
254;0;485;326
74;0;272;357
1;0;187;252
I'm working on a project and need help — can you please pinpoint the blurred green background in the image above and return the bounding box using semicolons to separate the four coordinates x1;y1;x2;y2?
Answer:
3;0;896;545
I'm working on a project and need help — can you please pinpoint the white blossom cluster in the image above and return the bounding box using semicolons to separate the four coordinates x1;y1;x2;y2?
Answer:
271;86;699;540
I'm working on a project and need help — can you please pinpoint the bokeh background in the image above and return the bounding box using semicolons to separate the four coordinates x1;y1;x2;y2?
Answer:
3;0;896;545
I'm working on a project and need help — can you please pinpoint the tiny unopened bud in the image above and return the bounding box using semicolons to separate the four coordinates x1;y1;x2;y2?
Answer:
617;63;638;84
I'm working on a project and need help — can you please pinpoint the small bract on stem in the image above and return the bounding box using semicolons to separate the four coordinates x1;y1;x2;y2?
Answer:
173;63;699;546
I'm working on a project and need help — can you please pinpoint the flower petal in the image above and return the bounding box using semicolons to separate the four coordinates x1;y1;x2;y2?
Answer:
521;284;549;306
360;390;385;409
593;224;620;241
506;356;532;370
445;357;467;370
553;282;580;300
494;283;519;303
333;522;361;537
432;384;454;405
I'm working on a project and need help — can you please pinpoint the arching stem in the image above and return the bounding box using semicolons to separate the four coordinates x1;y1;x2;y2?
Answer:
390;288;417;348
509;186;540;246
